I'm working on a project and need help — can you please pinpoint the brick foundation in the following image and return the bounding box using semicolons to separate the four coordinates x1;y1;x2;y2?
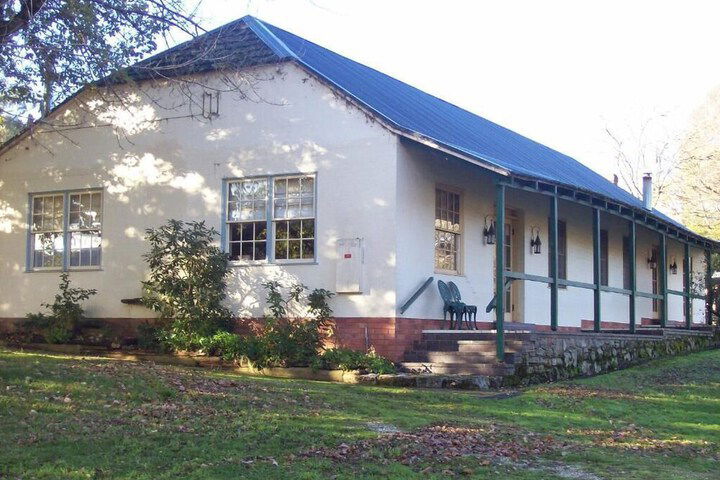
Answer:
329;317;447;362
0;317;153;336
1;315;450;362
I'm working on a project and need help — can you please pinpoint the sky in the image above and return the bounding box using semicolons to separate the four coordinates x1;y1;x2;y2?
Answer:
179;0;720;182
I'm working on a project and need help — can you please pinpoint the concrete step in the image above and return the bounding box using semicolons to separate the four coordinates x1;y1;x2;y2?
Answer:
412;339;524;353
400;362;516;376
404;350;519;364
420;332;533;342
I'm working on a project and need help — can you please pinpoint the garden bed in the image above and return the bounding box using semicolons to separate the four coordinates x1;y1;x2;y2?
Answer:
3;342;368;384
2;342;510;389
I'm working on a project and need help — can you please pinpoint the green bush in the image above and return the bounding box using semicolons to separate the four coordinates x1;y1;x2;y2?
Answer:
202;331;246;361
313;348;396;374
137;321;163;351
255;281;335;368
142;220;233;351
21;312;51;343
24;273;97;344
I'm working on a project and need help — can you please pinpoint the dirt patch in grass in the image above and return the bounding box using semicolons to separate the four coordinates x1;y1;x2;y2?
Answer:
534;384;641;401
300;423;573;466
567;425;720;460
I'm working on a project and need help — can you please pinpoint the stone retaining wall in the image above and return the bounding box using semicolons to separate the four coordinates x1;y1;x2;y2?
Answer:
509;329;720;385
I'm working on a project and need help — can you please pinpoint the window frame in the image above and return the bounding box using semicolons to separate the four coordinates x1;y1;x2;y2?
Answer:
26;188;104;272
433;185;463;275
222;173;318;266
600;229;609;286
547;218;567;288
651;245;659;313
622;235;631;290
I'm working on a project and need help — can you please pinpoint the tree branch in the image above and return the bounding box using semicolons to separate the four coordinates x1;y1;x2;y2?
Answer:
0;0;48;44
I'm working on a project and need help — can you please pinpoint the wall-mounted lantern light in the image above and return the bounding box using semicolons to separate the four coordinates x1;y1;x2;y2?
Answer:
669;257;678;275
483;215;496;245
529;226;542;255
647;249;657;269
202;91;220;119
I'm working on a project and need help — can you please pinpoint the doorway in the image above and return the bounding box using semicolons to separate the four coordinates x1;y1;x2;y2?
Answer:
504;214;521;323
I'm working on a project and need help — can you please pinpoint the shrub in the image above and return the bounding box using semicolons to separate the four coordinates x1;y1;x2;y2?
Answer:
24;273;97;344
137;321;163;351
187;283;340;370
142;220;233;351
257;281;334;367
202;331;246;361
21;312;51;343
313;348;396;374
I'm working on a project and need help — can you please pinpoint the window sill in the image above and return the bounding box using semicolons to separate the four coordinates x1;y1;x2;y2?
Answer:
25;267;103;273
229;260;318;268
434;269;463;277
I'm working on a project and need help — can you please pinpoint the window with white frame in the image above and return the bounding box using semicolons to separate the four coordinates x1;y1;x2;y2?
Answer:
29;190;103;270
273;176;315;260
226;174;315;262
68;191;103;267
434;187;461;273
227;178;269;261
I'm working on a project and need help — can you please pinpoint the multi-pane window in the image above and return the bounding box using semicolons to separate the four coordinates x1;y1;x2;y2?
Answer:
434;188;461;273
225;175;315;263
69;192;102;267
31;194;65;268
651;246;659;313
29;191;102;270
273;176;315;260
227;178;268;261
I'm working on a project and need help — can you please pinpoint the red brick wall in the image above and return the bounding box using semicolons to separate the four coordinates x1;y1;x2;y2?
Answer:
0;317;155;335
329;317;447;362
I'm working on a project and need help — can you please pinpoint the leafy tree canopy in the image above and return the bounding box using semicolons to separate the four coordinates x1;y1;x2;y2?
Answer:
0;0;203;119
674;86;720;241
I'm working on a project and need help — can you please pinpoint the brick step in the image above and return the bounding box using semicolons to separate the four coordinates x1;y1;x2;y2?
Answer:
413;339;525;353
404;350;519;364
400;362;516;376
420;332;533;342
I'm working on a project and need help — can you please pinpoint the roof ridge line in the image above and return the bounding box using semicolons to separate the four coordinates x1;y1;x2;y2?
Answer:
242;16;296;59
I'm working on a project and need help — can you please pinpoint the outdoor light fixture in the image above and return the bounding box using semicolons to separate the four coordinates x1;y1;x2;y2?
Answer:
529;226;542;255
483;215;496;245
201;91;220;119
647;250;658;269
669;257;678;275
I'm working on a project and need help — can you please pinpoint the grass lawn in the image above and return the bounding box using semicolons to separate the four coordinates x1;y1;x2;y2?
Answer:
1;347;719;479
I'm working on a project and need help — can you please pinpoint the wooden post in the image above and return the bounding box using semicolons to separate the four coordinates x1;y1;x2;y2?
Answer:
495;183;506;361
684;242;691;329
629;220;637;333
549;196;559;331
660;233;668;328
592;208;601;332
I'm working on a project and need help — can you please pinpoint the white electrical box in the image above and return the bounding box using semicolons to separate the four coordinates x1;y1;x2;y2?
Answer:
336;238;363;293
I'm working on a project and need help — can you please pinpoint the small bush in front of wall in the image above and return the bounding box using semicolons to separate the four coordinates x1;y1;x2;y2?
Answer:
24;273;97;344
136;321;165;352
259;281;334;367
312;348;397;374
142;220;233;351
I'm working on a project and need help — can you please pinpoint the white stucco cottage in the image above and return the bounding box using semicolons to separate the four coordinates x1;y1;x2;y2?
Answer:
0;16;716;361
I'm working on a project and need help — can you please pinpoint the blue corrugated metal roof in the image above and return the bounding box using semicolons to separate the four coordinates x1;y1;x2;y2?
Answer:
243;16;689;231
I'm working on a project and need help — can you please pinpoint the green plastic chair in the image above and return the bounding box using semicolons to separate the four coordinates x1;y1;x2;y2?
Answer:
437;280;465;329
448;281;478;330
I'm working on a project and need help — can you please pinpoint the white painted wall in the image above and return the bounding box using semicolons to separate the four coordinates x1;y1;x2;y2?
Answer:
0;62;709;328
395;141;709;327
0;63;399;319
